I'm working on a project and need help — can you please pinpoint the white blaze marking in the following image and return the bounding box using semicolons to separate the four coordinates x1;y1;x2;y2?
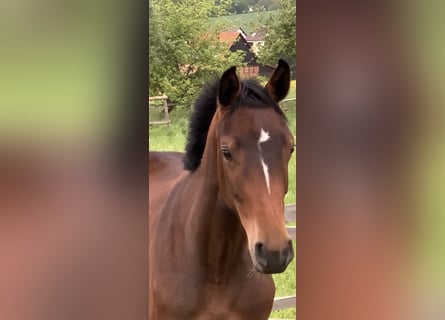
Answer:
260;158;271;194
258;128;270;147
258;128;271;194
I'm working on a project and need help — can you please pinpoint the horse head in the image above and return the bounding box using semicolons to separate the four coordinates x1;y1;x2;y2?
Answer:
214;60;294;274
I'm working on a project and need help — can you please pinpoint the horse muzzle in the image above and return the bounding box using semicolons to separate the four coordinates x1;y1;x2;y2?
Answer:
253;240;294;274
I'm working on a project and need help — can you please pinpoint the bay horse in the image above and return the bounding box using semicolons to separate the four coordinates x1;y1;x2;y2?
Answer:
149;60;294;319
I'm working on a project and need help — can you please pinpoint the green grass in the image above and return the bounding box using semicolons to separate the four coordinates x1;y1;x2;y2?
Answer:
149;83;296;319
210;11;278;34
149;106;190;151
287;79;296;101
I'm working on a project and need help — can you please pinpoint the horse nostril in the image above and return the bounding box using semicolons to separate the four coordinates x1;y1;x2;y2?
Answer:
284;240;294;264
254;242;268;268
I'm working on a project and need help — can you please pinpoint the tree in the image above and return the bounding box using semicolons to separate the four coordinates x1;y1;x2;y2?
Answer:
232;0;249;14
258;0;295;65
149;3;164;98
149;0;244;104
210;0;233;17
255;0;280;11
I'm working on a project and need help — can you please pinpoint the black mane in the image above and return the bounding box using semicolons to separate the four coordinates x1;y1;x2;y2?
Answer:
182;78;287;171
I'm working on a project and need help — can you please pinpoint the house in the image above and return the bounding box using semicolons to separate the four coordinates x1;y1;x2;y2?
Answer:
219;28;273;79
246;27;267;55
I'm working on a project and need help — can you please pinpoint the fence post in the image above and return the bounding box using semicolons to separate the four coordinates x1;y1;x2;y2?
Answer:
149;94;171;125
162;95;170;123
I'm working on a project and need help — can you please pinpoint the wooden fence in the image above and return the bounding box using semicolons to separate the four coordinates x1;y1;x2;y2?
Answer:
271;204;296;314
279;98;296;111
148;96;294;126
149;95;171;125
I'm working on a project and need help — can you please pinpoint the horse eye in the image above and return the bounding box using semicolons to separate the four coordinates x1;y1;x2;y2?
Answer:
221;148;232;160
290;146;295;154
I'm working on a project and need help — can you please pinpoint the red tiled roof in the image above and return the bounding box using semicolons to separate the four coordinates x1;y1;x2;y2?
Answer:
219;31;241;43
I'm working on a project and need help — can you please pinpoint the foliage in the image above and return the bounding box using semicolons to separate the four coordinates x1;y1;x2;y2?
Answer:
258;0;295;65
232;0;249;14
217;0;281;14
210;0;233;17
149;0;244;104
256;0;281;11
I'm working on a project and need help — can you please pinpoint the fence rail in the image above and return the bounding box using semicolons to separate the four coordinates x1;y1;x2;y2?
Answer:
148;96;295;126
285;204;296;240
272;295;296;311
284;204;296;223
271;204;296;315
279;98;296;111
149;95;171;125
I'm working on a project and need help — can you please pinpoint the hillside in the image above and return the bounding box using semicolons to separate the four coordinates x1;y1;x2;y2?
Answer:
210;10;278;34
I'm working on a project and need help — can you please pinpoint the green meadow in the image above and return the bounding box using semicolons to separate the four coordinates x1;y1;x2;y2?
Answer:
210;11;278;33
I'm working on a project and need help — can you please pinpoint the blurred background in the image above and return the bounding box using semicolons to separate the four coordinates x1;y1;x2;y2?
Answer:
406;0;445;314
295;1;445;319
0;0;147;319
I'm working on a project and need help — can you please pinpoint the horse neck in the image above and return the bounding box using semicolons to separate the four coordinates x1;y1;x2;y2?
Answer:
182;109;249;281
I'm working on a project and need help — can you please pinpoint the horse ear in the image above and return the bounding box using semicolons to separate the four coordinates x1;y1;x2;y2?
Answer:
265;59;291;102
218;66;241;107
